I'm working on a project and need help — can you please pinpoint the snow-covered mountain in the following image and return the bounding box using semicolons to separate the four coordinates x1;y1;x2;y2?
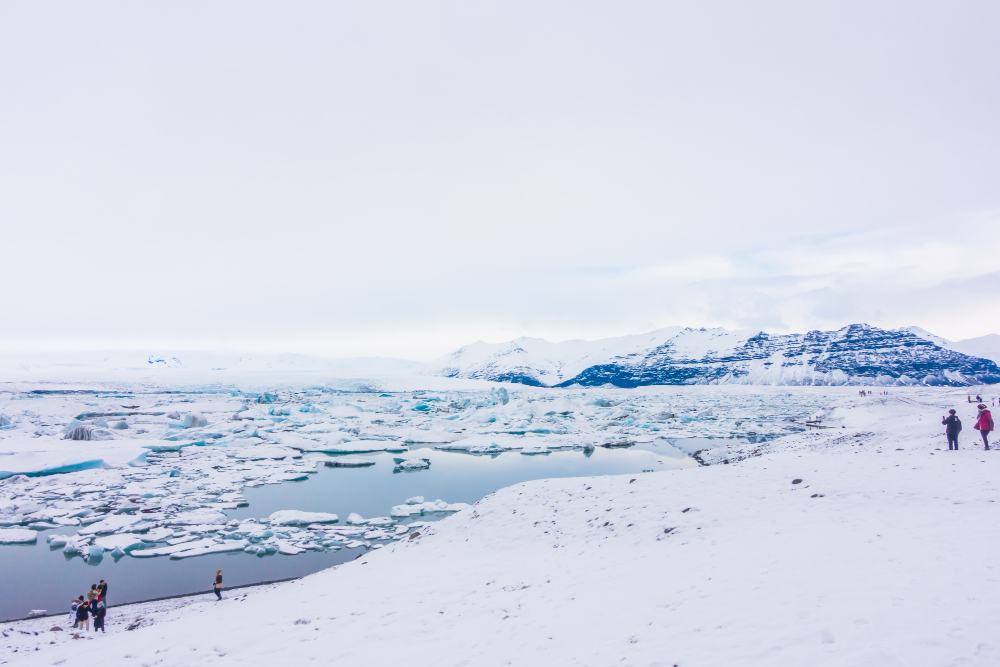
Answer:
904;327;1000;366
424;324;1000;387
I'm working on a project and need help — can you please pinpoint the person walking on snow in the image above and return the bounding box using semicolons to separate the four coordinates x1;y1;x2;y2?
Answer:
942;409;962;450
213;569;223;600
974;404;994;450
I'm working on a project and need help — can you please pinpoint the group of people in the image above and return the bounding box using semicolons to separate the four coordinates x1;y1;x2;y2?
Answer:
857;390;890;396
69;580;108;633
943;404;995;450
967;394;996;407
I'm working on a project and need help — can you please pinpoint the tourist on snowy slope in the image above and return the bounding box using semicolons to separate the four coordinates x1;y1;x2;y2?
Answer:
974;404;994;450
942;409;962;450
92;596;106;633
98;579;108;604
213;569;223;600
69;596;82;628
75;598;90;631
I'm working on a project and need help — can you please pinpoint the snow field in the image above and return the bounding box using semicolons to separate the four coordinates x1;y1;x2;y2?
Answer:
3;388;998;665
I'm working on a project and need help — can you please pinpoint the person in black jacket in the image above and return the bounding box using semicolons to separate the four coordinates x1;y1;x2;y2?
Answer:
942;409;962;450
92;597;106;633
213;570;223;600
98;580;108;605
75;598;90;632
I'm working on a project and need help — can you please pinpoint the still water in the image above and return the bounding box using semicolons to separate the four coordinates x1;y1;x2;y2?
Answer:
1;442;697;621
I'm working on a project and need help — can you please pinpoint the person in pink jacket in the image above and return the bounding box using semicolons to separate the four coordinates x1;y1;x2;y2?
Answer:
974;404;994;450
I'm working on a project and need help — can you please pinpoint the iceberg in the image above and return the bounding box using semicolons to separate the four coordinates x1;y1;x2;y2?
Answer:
269;510;339;526
0;528;37;544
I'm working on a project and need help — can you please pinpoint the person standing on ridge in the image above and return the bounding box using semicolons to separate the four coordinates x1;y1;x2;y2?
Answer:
942;409;962;450
213;569;223;600
974;404;994;450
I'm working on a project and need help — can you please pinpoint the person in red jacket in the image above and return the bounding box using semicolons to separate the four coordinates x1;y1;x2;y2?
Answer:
974;404;994;450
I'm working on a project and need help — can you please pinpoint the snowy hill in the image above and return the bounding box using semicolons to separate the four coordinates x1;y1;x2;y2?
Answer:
425;324;1000;387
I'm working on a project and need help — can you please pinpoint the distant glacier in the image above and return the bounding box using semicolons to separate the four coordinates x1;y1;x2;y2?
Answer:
423;324;1000;387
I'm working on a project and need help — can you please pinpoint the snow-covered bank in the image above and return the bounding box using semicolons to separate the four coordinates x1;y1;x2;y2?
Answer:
4;389;1000;665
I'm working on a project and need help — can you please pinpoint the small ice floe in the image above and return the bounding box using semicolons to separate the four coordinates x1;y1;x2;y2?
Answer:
27;610;46;618
168;509;228;526
0;528;37;544
131;538;219;558
402;429;465;444
94;534;145;554
274;540;304;555
346;513;366;525
78;514;142;535
268;510;339;526
140;527;175;542
46;534;70;547
405;496;424;505
390;499;471;518
520;445;550;455
323;457;376;468
364;517;396;527
393;456;431;472
170;540;247;559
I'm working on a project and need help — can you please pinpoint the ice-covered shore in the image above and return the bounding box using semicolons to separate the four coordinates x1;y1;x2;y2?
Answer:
4;388;1000;665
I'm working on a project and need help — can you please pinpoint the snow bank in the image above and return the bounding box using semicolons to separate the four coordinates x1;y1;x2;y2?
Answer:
7;390;1000;666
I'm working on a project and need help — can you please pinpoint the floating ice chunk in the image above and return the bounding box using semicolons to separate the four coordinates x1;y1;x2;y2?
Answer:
390;499;470;518
0;528;37;544
323;457;376;467
365;517;396;527
274;540;305;555
112;420;129;429
171;540;247;559
468;443;507;455
184;412;209;428
78;514;142;535
269;510;339;526
403;430;465;444
227;445;300;460
47;534;70;547
27;609;46;618
346;513;365;525
405;496;425;505
393;458;430;471
131;538;219;558
140;527;174;542
520;445;550;455
95;534;145;553
62;535;91;555
168;509;227;525
0;414;10;427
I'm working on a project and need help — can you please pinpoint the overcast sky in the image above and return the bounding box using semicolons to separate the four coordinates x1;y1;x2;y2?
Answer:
2;2;999;361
